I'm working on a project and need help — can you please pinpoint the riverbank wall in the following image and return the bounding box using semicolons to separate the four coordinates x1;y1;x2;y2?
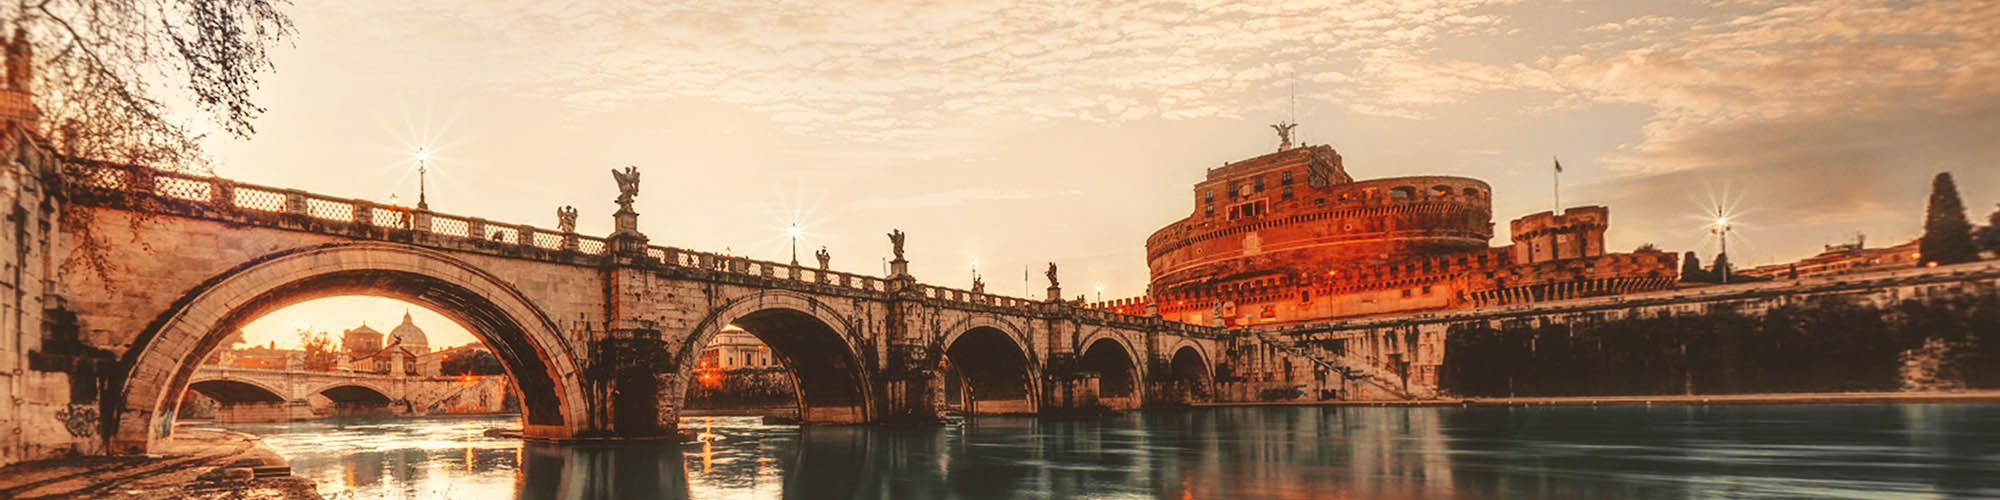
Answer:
1238;262;2000;402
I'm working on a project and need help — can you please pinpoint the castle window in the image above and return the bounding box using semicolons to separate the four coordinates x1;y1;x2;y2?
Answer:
1254;177;1265;192
1402;289;1413;298
1282;171;1294;185
1205;206;1214;217
1282;187;1294;200
1390;186;1415;199
1431;185;1452;197
1229;183;1239;199
1205;190;1214;203
1314;198;1325;206
1463;188;1480;198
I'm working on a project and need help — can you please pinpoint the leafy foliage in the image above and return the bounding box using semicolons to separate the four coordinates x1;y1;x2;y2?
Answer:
441;349;506;376
297;329;336;371
1974;204;2000;256
1439;293;2000;397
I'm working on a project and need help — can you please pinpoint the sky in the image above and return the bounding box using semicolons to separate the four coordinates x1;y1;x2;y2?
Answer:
218;0;1999;347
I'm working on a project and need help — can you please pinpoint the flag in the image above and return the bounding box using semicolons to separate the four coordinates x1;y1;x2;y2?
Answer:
1553;157;1563;173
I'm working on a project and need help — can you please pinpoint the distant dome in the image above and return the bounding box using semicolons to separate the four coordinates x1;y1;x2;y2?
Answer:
346;324;381;336
389;311;429;352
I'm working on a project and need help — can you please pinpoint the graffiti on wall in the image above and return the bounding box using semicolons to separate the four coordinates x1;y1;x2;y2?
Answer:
55;403;98;438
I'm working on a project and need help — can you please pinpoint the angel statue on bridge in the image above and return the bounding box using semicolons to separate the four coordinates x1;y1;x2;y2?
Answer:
556;205;578;233
815;246;831;270
612;166;641;208
887;229;906;261
1045;262;1059;288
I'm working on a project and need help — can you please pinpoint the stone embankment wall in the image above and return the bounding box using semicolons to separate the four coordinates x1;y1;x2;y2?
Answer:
1249;261;2000;400
685;368;798;411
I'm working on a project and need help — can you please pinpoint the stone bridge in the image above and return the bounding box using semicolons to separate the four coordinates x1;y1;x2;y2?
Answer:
184;366;510;422
7;156;1239;460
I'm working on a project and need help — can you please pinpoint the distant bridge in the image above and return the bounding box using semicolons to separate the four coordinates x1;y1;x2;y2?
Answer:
184;365;509;422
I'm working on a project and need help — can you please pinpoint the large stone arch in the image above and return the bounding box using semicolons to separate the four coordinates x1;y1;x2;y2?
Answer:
1075;331;1145;409
936;316;1038;414
673;290;873;425
108;242;587;453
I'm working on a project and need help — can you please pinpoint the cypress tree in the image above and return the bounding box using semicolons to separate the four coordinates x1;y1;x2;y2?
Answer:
1920;172;1979;265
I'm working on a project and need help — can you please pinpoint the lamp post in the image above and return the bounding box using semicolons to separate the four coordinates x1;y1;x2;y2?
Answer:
414;148;432;210
1096;284;1103;303
1710;209;1732;283
788;223;801;266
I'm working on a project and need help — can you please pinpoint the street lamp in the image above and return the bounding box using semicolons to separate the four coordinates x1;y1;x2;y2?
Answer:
414;148;432;210
1709;211;1732;283
1095;284;1103;302
787;223;801;266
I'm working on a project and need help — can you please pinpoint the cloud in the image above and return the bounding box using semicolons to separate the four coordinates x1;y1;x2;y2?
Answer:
850;188;1083;209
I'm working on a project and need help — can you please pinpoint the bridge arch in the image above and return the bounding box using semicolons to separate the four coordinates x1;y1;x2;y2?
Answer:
109;242;586;453
186;378;289;403
937;317;1039;414
1076;331;1145;408
1165;343;1213;402
674;290;873;424
306;380;396;404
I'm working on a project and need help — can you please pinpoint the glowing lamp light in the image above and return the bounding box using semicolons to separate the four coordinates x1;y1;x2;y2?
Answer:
414;148;432;163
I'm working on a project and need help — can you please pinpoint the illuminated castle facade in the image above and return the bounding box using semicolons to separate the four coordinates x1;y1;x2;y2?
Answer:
1098;134;1679;326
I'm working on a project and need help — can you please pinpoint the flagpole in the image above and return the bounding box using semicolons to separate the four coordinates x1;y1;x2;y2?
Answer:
1553;156;1562;215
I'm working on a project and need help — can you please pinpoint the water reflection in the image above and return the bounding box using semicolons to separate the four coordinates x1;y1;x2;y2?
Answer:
212;405;2000;499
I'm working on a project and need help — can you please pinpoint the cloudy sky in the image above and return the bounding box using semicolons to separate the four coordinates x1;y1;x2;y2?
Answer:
225;0;1999;349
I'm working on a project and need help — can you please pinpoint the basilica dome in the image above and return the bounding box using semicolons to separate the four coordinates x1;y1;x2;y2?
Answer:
389;311;429;352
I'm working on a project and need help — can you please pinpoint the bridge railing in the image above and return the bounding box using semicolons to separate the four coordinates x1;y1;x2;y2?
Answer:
71;163;617;257
74;162;1225;327
645;244;900;293
914;284;1036;308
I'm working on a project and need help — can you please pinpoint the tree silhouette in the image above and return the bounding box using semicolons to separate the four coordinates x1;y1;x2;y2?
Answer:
1975;204;2000;256
1920;173;1979;266
9;2;296;284
1680;251;1711;283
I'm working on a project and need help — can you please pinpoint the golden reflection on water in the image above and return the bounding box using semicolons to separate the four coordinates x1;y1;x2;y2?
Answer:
226;406;2000;500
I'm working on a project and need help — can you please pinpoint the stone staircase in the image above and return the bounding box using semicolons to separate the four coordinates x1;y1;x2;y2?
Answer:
1250;331;1428;400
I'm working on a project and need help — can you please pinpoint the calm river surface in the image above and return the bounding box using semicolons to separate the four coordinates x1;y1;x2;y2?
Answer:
205;404;2000;499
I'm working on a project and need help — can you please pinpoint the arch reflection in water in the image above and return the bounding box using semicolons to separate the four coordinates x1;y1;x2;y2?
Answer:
518;443;691;500
226;405;2000;499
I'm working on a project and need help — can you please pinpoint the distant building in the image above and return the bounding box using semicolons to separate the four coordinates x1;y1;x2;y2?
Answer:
340;312;435;376
1099;132;1678;326
388;311;430;353
342;323;384;356
1741;238;1921;280
699;325;779;372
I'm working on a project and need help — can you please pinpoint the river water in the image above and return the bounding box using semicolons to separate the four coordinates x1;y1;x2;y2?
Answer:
205;404;2000;499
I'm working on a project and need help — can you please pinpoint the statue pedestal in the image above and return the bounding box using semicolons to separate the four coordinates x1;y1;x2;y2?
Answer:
889;257;909;278
609;206;648;258
1047;286;1062;303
